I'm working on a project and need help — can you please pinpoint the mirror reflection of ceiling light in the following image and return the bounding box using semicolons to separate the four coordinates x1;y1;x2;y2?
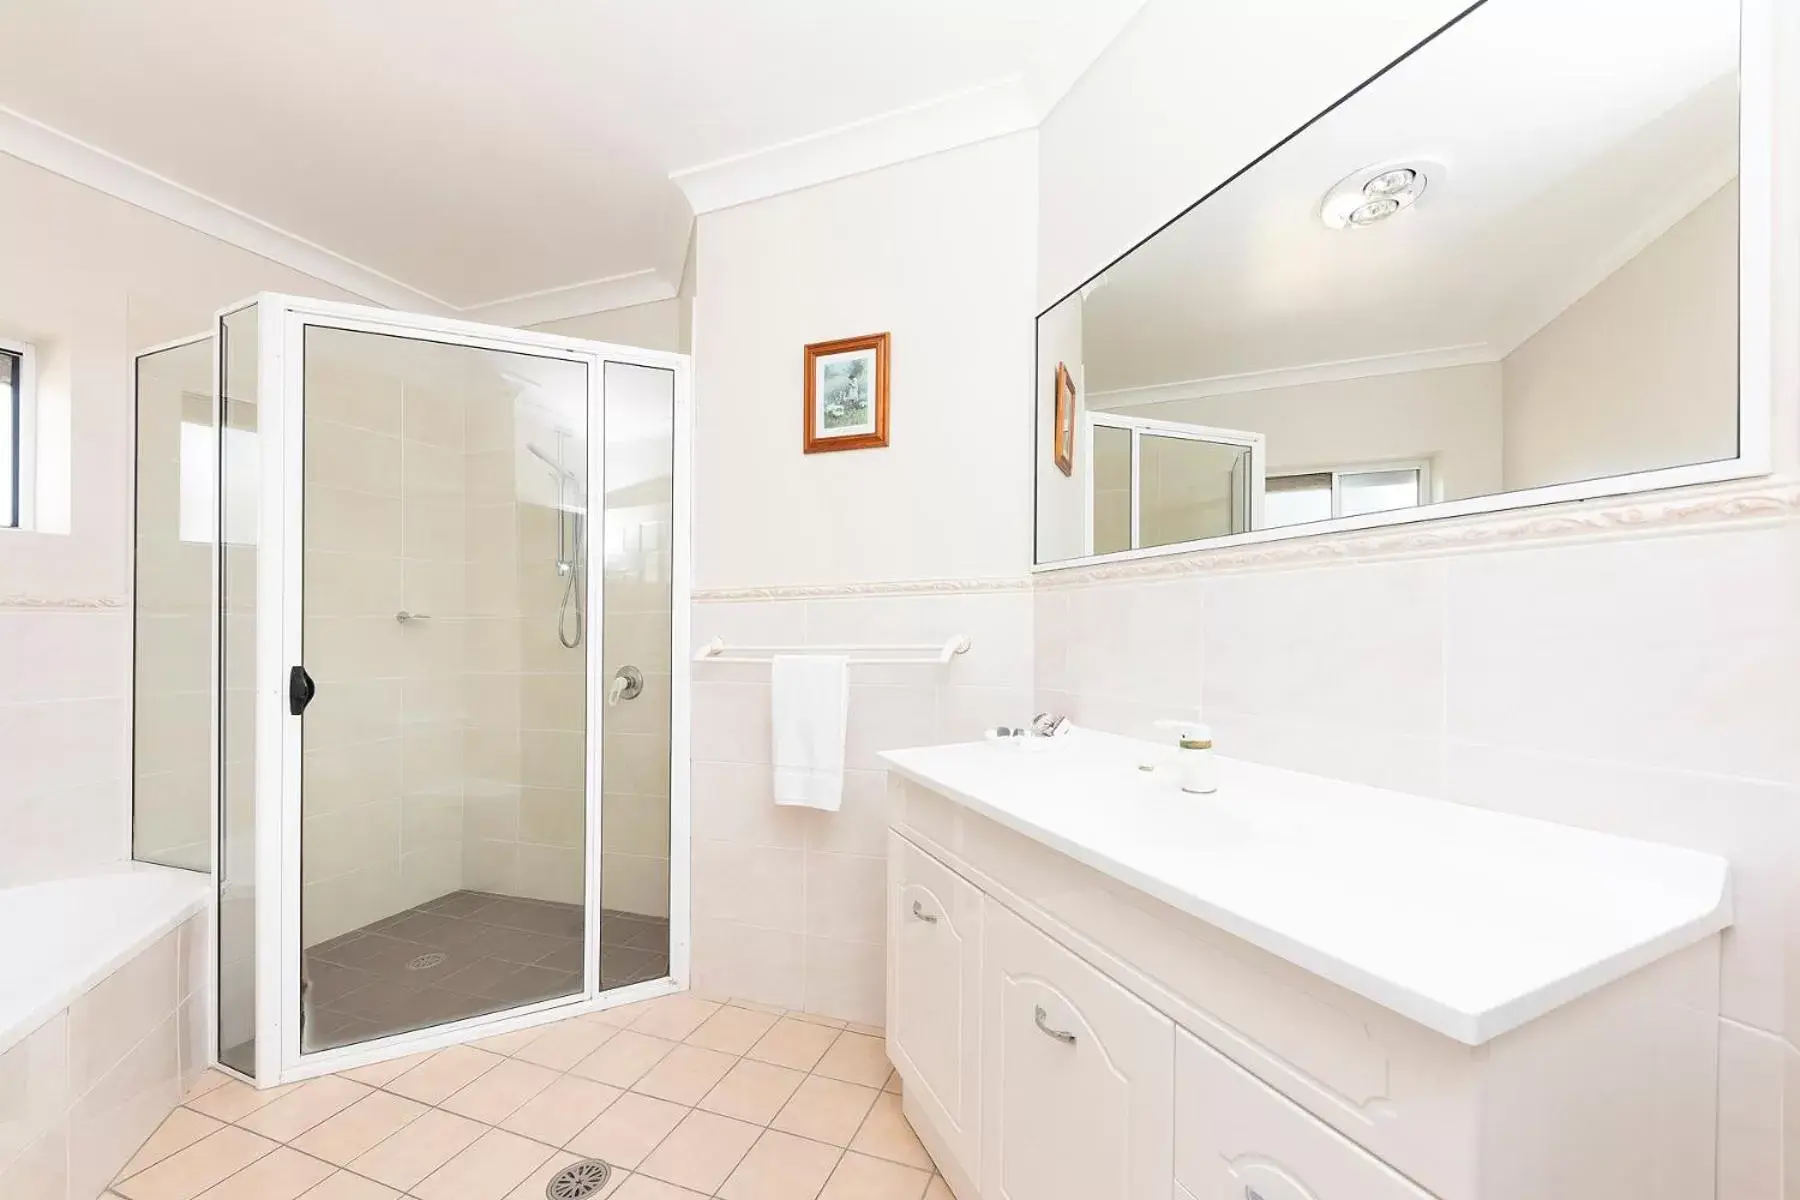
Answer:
1320;160;1436;229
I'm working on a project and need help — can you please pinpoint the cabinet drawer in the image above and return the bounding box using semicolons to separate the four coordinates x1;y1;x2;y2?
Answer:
1176;1029;1434;1200
887;833;983;1177
982;900;1173;1200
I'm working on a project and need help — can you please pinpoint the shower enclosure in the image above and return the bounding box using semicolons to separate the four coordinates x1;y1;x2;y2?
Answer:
212;295;689;1085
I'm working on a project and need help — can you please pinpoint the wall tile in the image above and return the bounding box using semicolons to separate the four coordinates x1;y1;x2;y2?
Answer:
692;919;807;1013
1446;528;1800;785
1720;1019;1787;1199
69;1013;180;1200
804;853;886;945
689;761;809;851
0;1013;68;1172
70;930;177;1094
692;841;805;933
804;937;884;1028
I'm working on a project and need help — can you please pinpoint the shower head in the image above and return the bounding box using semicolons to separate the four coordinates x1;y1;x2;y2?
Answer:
526;441;585;491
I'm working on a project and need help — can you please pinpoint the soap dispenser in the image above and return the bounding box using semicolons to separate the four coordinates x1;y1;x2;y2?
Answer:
1153;717;1216;794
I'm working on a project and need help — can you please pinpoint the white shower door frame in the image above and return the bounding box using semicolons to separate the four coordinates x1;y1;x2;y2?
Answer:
232;294;690;1086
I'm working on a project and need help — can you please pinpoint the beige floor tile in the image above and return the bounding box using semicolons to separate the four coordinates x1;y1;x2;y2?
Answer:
499;1073;623;1148
499;1151;628;1200
685;1005;779;1055
194;1146;336;1199
610;1174;709;1199
718;1129;844;1200
632;1044;738;1105
771;1076;880;1147
745;1019;840;1072
413;1128;557;1200
116;1107;224;1179
789;1012;848;1031
697;1059;807;1126
637;1109;762;1194
340;1050;435;1089
569;1030;680;1088
238;1076;374;1142
183;1072;232;1103
817;1152;931;1200
848;1094;933;1170
298;1170;404;1199
922;1178;954;1200
627;994;723;1042
114;1126;280;1200
514;1019;618;1071
565;1092;689;1169
881;1070;901;1096
845;1023;884;1038
440;1058;560;1125
292;1091;429;1166
584;997;662;1028
469;1028;542;1057
385;1045;505;1105
813;1033;891;1088
725;998;788;1018
185;1078;298;1123
349;1108;486;1192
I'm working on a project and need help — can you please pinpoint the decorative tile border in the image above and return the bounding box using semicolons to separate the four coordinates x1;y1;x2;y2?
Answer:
693;576;1033;603
1034;480;1800;590
0;594;127;611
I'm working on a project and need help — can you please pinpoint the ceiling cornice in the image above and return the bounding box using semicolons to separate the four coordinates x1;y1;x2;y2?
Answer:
671;0;1151;215
670;78;1038;215
0;104;451;313
459;267;678;328
1087;343;1501;408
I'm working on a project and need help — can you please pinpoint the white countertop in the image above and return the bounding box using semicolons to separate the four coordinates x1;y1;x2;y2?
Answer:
880;730;1732;1045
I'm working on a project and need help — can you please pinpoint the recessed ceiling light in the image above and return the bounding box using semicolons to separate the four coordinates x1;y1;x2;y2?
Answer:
1320;160;1436;230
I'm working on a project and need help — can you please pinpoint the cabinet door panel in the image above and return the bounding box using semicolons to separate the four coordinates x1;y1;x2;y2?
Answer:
888;833;983;1173
1176;1029;1434;1200
981;900;1173;1200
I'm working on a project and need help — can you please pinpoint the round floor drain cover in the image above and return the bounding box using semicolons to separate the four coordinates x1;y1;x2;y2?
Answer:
547;1159;612;1199
405;952;446;971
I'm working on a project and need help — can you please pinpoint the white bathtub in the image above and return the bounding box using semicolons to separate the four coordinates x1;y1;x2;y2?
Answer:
0;864;211;1200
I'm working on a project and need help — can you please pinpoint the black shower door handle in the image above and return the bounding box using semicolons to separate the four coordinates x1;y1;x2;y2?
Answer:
288;665;316;716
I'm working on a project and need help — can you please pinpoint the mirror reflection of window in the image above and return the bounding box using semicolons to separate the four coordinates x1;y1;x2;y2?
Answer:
1035;0;1743;565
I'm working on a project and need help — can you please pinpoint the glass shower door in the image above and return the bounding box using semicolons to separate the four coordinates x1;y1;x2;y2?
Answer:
291;320;596;1054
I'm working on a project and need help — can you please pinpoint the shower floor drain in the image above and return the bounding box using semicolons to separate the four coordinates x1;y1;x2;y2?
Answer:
547;1159;612;1199
405;952;446;971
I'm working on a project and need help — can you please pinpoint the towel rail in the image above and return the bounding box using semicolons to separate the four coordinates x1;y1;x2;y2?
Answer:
693;634;971;665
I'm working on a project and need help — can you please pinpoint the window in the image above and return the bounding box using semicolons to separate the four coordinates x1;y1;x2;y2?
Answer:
1265;462;1428;529
0;345;20;528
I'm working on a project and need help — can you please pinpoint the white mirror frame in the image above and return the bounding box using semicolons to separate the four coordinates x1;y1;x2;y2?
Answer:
1032;0;1776;574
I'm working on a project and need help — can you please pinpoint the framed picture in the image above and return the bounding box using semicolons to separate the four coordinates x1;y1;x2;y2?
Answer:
1054;361;1076;476
804;332;890;453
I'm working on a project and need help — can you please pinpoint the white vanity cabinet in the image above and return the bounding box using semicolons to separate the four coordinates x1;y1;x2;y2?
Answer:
979;900;1173;1200
880;734;1733;1200
887;835;984;1176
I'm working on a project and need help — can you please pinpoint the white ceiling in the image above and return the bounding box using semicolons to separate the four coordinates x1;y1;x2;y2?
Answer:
1077;0;1740;397
0;0;1143;320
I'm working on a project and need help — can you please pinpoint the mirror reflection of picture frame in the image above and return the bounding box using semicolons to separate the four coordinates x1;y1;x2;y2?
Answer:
804;332;890;453
1054;362;1076;476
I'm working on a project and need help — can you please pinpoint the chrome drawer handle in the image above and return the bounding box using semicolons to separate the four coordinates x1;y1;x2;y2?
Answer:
910;901;939;924
1034;1005;1076;1045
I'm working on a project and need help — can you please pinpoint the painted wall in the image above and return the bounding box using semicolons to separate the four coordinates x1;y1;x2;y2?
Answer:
532;299;685;355
687;134;1039;1022
1036;0;1800;1195
1503;181;1741;490
0;151;361;888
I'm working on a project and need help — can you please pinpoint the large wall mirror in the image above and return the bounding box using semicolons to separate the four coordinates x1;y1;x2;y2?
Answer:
1035;0;1755;566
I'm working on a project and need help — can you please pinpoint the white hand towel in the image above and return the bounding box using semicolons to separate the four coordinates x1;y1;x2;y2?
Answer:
771;654;850;811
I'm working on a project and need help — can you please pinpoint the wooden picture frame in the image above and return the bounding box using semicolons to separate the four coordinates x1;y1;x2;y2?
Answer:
804;332;890;453
1053;361;1076;476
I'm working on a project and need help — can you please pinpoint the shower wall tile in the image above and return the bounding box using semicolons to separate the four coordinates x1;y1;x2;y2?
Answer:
602;850;671;917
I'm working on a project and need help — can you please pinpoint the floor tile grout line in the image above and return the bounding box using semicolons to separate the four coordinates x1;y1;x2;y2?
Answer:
136;996;912;1199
